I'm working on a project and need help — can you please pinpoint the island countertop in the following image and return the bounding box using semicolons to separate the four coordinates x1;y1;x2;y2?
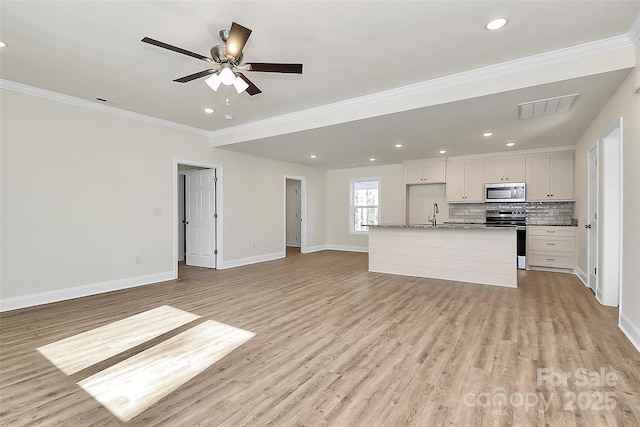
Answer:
369;223;518;230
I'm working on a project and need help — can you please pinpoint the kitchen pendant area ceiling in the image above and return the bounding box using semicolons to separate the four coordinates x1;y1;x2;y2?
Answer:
0;1;638;169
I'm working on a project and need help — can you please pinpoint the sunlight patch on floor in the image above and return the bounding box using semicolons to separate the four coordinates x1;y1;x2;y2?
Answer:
77;319;255;422
37;305;255;422
37;305;200;375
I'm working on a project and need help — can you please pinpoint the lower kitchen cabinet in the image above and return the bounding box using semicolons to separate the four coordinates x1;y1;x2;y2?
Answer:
527;226;576;271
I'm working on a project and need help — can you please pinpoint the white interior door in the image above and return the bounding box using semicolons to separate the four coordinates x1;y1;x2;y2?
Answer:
587;144;598;292
185;169;217;268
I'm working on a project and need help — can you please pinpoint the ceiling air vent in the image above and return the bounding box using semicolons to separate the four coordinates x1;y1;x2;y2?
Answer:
518;93;579;120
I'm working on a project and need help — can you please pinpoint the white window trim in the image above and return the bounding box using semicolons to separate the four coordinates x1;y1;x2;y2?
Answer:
349;177;381;235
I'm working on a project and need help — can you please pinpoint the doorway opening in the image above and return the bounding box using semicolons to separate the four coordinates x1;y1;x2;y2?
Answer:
284;176;306;255
175;161;222;277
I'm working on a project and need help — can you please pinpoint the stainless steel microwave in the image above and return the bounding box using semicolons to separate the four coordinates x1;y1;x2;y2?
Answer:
485;182;526;202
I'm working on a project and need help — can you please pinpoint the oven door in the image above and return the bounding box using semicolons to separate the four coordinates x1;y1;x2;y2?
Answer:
517;228;526;269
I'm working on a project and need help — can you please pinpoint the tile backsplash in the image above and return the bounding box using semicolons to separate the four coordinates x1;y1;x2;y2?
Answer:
449;202;576;225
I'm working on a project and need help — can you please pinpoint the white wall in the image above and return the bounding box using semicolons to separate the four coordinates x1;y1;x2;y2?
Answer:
0;89;326;305
574;40;640;350
408;184;449;224
326;164;404;251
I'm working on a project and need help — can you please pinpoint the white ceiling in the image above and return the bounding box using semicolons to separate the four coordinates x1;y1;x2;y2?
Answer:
1;1;639;169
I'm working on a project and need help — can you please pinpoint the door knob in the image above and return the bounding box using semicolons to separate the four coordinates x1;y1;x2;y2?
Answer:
585;224;591;229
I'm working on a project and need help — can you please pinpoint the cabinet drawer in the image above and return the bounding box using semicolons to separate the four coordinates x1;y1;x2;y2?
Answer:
527;227;576;237
528;252;576;269
528;236;575;252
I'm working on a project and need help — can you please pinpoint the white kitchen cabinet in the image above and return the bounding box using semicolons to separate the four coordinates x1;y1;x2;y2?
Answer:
527;226;576;271
404;159;446;184
446;159;484;202
526;152;574;201
484;156;526;183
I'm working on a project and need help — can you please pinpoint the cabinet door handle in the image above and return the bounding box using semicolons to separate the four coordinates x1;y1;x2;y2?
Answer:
546;230;556;233
546;243;556;246
547;258;556;261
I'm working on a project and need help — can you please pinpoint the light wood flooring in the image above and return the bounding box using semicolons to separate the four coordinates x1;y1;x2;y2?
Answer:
1;248;639;426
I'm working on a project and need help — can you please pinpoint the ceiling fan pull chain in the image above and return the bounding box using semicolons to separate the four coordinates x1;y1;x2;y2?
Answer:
226;85;230;106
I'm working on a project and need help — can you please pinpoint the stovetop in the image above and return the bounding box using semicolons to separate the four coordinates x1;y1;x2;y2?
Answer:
485;209;527;228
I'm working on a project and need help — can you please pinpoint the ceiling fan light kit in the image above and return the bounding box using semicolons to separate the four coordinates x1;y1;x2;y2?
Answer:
142;21;303;97
205;73;222;91
233;76;249;94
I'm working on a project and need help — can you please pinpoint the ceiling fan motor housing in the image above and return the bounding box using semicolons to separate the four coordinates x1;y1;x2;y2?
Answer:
211;45;242;64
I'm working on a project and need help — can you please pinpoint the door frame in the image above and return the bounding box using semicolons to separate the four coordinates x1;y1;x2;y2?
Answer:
587;142;598;293
598;118;622;307
173;160;223;277
283;175;307;253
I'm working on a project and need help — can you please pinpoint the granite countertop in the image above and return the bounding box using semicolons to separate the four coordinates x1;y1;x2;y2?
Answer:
526;222;578;227
370;223;518;230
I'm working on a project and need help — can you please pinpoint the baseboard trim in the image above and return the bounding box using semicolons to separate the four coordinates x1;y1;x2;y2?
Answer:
302;244;328;254
575;267;589;287
0;271;175;312
220;251;285;269
326;244;369;253
619;311;640;352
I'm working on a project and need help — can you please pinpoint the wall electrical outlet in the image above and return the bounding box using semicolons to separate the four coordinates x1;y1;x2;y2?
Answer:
135;255;142;264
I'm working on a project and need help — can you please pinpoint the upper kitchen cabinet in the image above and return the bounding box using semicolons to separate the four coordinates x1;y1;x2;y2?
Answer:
526;152;574;201
484;156;526;183
404;158;446;184
446;159;484;202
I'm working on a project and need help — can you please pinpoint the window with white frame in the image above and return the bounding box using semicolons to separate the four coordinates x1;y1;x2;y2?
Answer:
350;178;380;233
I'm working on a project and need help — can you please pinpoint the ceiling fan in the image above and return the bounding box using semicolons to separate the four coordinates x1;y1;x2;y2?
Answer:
142;22;303;96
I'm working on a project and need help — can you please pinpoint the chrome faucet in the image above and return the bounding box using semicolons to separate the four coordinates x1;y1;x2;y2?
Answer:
428;202;439;226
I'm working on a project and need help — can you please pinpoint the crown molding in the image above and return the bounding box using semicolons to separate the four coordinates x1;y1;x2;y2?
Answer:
209;34;635;145
0;79;211;138
628;12;640;44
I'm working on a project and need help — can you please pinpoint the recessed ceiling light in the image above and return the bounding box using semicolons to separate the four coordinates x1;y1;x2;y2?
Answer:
486;17;508;30
439;150;447;154
369;158;376;162
204;108;215;114
394;143;403;148
310;154;317;159
224;114;233;120
482;132;494;137
0;41;6;48
506;142;516;147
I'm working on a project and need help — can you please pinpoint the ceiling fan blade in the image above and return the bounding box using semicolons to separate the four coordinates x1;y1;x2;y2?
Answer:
225;22;252;61
237;73;262;96
173;69;217;83
245;63;303;74
142;37;212;63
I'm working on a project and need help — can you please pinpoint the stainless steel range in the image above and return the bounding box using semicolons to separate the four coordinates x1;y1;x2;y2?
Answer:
486;210;527;269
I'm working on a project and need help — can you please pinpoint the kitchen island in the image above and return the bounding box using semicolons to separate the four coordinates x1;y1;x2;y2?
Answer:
368;224;517;288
